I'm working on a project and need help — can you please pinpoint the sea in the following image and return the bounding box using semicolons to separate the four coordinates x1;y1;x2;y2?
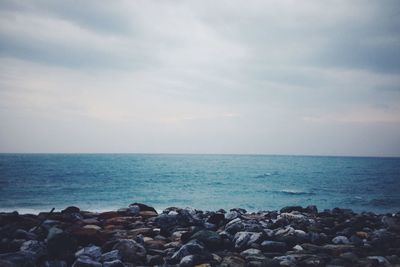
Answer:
0;154;399;214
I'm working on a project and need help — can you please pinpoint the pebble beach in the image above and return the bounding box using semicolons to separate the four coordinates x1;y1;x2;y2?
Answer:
0;203;399;267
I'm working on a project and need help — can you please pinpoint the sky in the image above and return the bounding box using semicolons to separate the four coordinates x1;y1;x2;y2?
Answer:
0;1;400;156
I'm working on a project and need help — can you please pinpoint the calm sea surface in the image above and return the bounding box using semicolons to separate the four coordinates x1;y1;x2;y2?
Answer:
0;154;399;214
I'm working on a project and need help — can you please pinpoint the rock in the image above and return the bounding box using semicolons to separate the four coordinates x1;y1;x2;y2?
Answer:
0;252;36;267
280;206;304;213
112;239;146;263
179;254;213;267
225;211;240;221
13;229;37;240
19;240;46;256
220;255;246;267
207;213;225;225
190;230;221;249
100;250;120;262
71;255;102;267
240;248;267;262
340;251;358;263
129;203;158;213
41;260;68;267
47;227;63;240
367;256;391;265
168;240;204;263
0;259;17;267
146;254;164;265
261;240;287;252
332;235;350;244
47;233;77;260
139;210;158;218
102;260;124;267
61;206;80;214
233;232;262;249
75;245;102;261
382;215;400;232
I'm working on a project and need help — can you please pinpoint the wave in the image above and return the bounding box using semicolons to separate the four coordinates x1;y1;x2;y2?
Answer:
260;189;316;196
254;173;272;178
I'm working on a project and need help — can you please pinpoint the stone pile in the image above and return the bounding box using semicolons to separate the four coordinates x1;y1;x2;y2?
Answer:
0;203;399;266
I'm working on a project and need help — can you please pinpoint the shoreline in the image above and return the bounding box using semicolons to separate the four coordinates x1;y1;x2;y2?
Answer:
0;203;399;267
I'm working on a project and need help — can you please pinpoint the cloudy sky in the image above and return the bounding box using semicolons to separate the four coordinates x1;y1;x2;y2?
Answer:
0;0;399;156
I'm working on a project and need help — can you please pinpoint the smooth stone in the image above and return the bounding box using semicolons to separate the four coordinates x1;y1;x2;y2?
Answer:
233;231;262;249
139;211;158;218
220;255;246;267
47;233;77;259
179;254;213;267
168;240;204;263
19;240;46;256
13;229;37;240
190;230;221;249
261;240;287;252
41;260;68;267
112;239;146;263
83;225;101;231
332;235;350;244
367;256;391;265
102;260;124;267
71;255;102;267
75;245;102;261
280;206;304;213
225;211;240;221
207;213;225;225
0;252;36;267
129;203;158;213
240;248;267;261
100;250;121;262
47;227;63;240
146;254;164;265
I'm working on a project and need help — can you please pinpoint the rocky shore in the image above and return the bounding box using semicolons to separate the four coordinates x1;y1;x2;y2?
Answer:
0;204;399;267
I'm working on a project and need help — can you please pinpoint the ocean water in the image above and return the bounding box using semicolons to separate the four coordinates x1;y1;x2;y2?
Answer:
0;154;399;214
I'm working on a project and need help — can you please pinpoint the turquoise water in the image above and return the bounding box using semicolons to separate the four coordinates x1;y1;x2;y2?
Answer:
0;154;399;213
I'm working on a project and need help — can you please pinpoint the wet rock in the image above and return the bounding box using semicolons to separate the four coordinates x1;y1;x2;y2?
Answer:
61;206;80;214
102;260;124;267
129;203;158;213
71;255;102;267
139;210;158;219
41;260;68;267
240;248;267;262
146;254;164;265
13;229;37;240
207;213;225;225
99;250;120;263
280;206;304;213
75;245;102;261
168;240;205;263
261;240;287;252
179;253;213;267
225;211;240;221
233;232;262;249
220;255;246;267
112;239;146;263
47;232;77;260
190;230;222;249
332;235;350;244
19;240;46;256
0;251;36;267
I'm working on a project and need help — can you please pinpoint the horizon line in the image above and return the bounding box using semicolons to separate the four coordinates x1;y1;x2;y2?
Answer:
0;152;399;159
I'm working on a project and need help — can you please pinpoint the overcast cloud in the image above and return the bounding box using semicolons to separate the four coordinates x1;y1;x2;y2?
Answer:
0;0;399;156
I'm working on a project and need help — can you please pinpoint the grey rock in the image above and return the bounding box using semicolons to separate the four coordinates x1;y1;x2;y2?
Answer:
102;260;124;267
41;260;68;267
20;240;46;256
168;239;204;263
0;252;36;267
146;254;164;265
112;239;146;263
100;250;121;262
220;255;246;267
75;245;102;261
332;235;350;245
190;230;221;249
71;255;102;267
233;232;262;249
261;240;287;252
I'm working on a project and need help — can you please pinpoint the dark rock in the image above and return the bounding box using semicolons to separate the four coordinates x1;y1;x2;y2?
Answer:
332;235;350;244
20;240;46;257
146;254;164;265
260;240;287;252
112;239;146;263
102;260;124;267
190;230;222;250
0;251;36;267
220;255;246;267
179;253;213;267
280;206;304;213
240;248;266;261
47;233;77;261
13;229;37;240
207;213;225;225
233;232;262;249
230;208;247;214
129;203;157;214
41;260;68;267
61;206;80;214
168;240;204;264
225;211;240;221
100;250;120;262
75;245;102;261
71;256;102;267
